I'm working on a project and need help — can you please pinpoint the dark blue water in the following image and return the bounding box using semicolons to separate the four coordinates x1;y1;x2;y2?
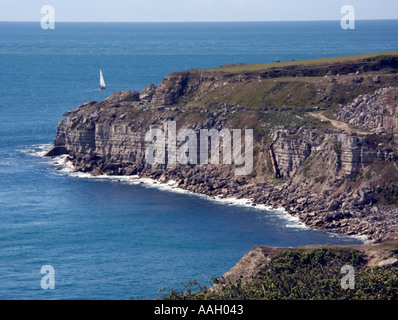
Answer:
1;21;397;300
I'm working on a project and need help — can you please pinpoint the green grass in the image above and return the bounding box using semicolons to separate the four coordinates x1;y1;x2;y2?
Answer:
198;78;318;110
158;247;398;300
178;52;398;116
205;51;398;73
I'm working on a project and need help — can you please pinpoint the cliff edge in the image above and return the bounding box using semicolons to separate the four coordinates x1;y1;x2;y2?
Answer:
46;52;398;242
160;241;398;300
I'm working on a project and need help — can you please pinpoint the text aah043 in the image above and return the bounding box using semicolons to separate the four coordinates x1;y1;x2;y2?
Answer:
198;304;244;315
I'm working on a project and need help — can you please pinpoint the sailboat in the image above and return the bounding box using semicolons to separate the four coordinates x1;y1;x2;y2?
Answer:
99;69;106;90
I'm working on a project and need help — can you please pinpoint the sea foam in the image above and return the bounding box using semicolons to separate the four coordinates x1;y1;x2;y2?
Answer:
29;143;364;239
43;151;310;230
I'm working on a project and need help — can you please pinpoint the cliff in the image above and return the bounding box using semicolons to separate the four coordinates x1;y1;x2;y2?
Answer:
160;241;398;300
46;52;398;242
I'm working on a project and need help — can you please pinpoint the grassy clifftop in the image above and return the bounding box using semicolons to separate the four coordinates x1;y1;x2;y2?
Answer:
159;241;398;300
199;53;398;111
205;51;398;73
148;52;398;128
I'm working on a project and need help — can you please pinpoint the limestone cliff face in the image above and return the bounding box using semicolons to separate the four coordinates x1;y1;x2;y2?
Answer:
46;56;398;242
336;87;398;134
336;133;378;176
268;129;383;179
150;71;221;106
270;129;313;179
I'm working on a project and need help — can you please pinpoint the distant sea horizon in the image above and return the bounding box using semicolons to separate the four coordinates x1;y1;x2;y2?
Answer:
2;18;397;22
0;20;397;299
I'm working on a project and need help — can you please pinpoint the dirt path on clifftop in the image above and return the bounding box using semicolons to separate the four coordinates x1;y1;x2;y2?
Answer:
308;112;369;135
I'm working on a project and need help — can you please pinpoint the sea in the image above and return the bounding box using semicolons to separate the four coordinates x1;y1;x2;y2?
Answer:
0;20;397;300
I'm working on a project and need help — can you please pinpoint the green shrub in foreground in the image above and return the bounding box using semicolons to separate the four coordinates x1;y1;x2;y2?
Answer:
158;248;398;300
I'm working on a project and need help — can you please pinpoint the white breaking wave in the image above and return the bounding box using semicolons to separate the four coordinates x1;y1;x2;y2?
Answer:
213;195;308;229
46;153;309;230
20;144;53;157
28;145;365;240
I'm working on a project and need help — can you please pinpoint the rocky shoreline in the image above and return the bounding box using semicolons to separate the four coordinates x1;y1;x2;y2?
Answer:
46;53;398;243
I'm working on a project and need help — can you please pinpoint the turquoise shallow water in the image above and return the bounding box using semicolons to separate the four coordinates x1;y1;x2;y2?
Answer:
0;21;397;299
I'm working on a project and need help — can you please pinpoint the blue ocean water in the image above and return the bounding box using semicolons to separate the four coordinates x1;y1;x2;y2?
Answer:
0;20;397;300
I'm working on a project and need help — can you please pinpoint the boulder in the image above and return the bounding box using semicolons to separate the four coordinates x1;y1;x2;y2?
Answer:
327;199;341;211
140;84;157;101
44;146;68;157
352;77;364;83
372;75;381;83
378;258;398;267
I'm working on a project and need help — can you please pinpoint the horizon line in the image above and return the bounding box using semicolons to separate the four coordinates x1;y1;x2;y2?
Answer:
1;18;398;23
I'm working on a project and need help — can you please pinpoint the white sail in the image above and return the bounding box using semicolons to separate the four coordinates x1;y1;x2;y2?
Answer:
99;70;106;89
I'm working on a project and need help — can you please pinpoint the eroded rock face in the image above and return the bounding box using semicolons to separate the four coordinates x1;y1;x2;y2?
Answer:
270;129;313;179
46;59;398;242
335;133;378;176
139;84;157;102
150;72;221;106
335;87;398;133
47;92;398;242
269;129;385;179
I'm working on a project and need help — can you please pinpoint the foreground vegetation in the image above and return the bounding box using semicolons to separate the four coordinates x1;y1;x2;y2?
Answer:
159;247;398;300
